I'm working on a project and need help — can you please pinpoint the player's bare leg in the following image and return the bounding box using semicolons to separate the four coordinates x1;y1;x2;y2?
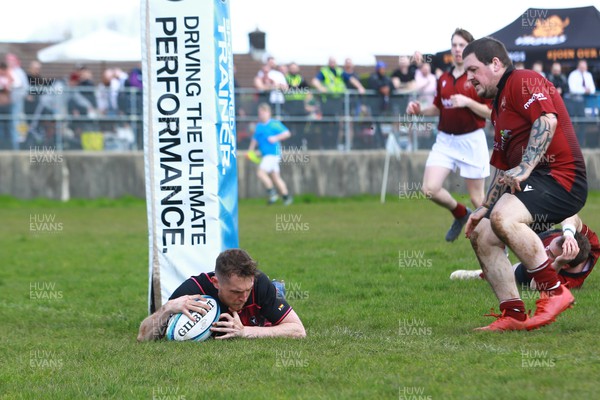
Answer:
470;217;529;330
464;177;485;208
257;168;274;191
257;169;277;204
489;194;574;329
270;172;289;197
423;166;471;241
270;172;293;205
422;166;454;209
470;218;519;301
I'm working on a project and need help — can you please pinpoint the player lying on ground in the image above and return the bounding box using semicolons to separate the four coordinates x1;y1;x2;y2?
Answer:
137;249;306;341
453;215;598;289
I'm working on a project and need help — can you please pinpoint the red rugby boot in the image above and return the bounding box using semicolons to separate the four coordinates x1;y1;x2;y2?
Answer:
474;309;529;332
526;286;575;330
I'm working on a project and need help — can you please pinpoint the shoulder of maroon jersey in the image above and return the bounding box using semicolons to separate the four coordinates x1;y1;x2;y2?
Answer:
253;271;271;295
191;272;217;296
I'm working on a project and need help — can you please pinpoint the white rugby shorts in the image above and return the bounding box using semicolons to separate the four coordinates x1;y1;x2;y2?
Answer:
259;155;281;173
425;129;490;179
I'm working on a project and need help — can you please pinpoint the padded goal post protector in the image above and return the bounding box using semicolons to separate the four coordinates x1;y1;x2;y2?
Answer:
141;0;238;313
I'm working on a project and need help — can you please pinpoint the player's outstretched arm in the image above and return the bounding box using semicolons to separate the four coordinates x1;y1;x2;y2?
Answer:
211;309;306;340
137;295;212;342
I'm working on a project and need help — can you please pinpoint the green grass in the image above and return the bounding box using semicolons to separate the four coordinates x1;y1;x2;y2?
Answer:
1;193;600;399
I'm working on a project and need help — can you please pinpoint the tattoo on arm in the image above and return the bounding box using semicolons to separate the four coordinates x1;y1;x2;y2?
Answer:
483;168;506;208
521;114;556;171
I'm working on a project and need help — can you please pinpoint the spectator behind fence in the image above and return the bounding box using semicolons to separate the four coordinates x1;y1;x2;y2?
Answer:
77;66;97;113
547;62;569;98
118;67;142;116
0;62;14;150
283;62;310;146
532;61;546;78
111;67;143;150
567;60;596;119
25;61;44;118
66;71;95;149
23;61;56;149
6;53;28;149
254;56;288;115
409;51;424;77
391;55;416;93
414;62;437;108
312;57;364;150
96;68;127;118
391;55;417;131
568;60;596;97
341;57;366;150
367;61;393;148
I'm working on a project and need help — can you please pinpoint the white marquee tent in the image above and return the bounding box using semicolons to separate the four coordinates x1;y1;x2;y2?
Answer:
37;28;141;63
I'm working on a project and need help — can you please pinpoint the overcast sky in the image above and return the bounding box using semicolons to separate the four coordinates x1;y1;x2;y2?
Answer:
1;0;598;64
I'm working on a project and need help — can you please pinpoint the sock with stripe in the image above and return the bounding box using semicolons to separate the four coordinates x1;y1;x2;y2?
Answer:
499;298;527;321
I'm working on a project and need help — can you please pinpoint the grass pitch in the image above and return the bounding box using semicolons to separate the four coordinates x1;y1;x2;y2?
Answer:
1;193;600;399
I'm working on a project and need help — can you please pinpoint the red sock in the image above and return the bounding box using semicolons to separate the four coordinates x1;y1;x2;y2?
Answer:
500;299;527;321
451;203;467;219
528;259;561;292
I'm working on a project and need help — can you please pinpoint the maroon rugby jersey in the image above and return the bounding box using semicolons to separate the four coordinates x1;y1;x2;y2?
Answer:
433;69;491;134
169;271;292;327
490;68;586;191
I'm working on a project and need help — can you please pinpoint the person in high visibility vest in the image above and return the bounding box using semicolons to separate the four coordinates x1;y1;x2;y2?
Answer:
311;57;365;149
283;62;310;146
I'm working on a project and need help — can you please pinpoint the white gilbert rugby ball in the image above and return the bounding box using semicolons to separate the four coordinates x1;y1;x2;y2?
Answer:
166;296;220;342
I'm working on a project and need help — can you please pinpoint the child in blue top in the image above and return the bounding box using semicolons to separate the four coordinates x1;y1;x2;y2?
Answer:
248;103;293;205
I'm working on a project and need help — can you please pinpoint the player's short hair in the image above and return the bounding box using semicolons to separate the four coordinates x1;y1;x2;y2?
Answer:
215;249;258;281
452;28;474;44
462;37;513;68
555;232;591;268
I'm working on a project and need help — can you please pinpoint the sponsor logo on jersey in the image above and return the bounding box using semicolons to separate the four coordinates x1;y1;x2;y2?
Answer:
524;92;548;109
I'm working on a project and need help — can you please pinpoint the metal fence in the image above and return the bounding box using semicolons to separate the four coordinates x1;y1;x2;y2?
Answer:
2;85;599;151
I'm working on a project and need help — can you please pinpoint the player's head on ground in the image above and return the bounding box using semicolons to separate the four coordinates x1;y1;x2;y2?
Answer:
546;232;591;269
450;28;474;66
463;37;513;99
213;249;258;311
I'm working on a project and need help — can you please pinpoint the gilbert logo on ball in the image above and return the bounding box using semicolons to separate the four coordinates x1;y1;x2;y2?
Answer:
166;296;221;342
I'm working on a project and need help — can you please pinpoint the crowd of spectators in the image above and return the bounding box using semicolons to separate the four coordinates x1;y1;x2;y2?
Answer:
0;53;142;150
0;52;599;151
242;54;600;150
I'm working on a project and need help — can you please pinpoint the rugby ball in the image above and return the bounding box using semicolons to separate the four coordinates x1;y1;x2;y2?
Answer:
166;296;220;342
